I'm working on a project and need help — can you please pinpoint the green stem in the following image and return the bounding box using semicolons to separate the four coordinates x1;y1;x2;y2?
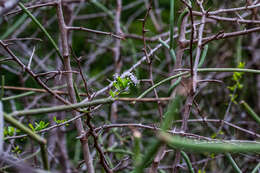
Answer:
3;91;35;101
137;72;188;101
169;0;174;49
90;0;114;19
198;68;260;73
133;140;162;173
225;153;242;173
251;162;260;173
8;98;115;116
18;2;63;64
40;144;49;170
181;151;195;173
0;14;27;40
5;67;260;117
137;68;260;99
158;38;176;64
236;37;242;64
159;132;260;153
133;133;141;166
240;100;260;125
161;95;182;130
133;95;182;172
9;68;260;116
106;148;133;155
177;8;188;35
168;76;182;95
198;44;208;68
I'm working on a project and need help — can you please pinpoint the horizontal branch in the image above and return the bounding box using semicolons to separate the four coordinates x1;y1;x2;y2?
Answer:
67;26;123;40
182;26;260;47
8;97;171;116
208;3;260;15
159;132;260;153
137;68;260;99
6;68;260;116
193;11;260;24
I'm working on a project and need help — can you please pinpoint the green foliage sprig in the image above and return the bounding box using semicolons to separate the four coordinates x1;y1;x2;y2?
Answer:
4;126;21;137
227;62;245;103
29;121;49;132
53;116;69;126
109;73;138;98
12;145;21;154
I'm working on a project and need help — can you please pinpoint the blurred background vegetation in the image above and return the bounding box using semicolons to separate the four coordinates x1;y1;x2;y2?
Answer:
0;0;260;172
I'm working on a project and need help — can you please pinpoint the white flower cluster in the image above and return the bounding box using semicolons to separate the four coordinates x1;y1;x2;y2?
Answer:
113;72;139;86
127;72;139;86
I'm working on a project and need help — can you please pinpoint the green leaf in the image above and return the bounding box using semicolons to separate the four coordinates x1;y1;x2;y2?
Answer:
210;153;215;158
109;90;116;98
30;121;49;131
121;78;129;88
121;91;130;95
8;126;15;136
238;62;245;68
53;116;57;123
198;169;206;173
227;85;236;92
211;133;217;139
28;123;34;131
113;82;121;90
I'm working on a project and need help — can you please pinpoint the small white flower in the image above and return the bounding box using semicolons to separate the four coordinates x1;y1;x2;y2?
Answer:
128;73;139;85
113;73;119;80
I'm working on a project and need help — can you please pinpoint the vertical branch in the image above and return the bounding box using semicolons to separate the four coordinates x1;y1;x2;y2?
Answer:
169;0;175;50
193;0;206;92
180;0;194;79
172;1;194;172
109;0;122;158
142;2;163;120
55;1;94;173
144;0;162;32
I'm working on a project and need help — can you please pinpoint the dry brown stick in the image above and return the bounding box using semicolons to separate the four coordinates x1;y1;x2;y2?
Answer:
0;85;84;96
67;26;123;40
6;118;260;141
193;1;206;92
186;26;260;46
70;47;91;99
141;2;164;122
172;1;195;172
85;113;112;173
144;0;162;32
109;0;122;159
55;1;95;172
207;2;260;15
3;37;42;42
6;1;57;16
193;11;260;24
0;40;70;105
181;0;194;78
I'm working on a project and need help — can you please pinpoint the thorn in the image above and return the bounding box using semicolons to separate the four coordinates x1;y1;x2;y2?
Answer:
143;29;149;33
137;18;145;22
